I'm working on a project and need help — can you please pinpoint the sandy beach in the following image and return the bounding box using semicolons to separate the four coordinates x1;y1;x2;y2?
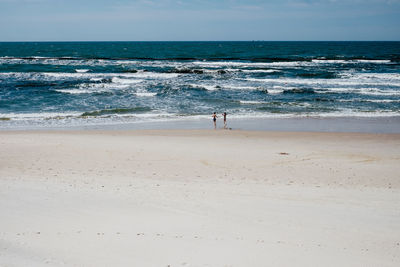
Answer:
0;129;399;266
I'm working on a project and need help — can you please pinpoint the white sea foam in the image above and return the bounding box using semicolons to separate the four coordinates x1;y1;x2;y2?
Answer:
79;82;130;91
193;61;309;68
340;72;400;81
355;59;391;64
193;59;392;69
0;112;81;120
316;87;400;96
311;60;348;64
312;59;391;64
55;78;145;94
0;56;392;70
245;77;400;88
41;72;97;79
0;71;179;81
127;72;180;79
239;100;266;104
189;84;268;91
202;85;218;91
90;77;106;82
199;110;400;119
111;77;144;84
135;92;157;97
0;57;142;67
356;88;400;96
309;110;400;118
1;109;399;131
75;69;89;73
220;85;259;90
55;89;95;95
45;72;177;80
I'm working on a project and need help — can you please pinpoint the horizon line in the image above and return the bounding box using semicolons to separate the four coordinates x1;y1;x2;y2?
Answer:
1;40;400;43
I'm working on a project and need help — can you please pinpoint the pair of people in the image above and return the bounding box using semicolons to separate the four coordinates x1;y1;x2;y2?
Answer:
212;112;227;129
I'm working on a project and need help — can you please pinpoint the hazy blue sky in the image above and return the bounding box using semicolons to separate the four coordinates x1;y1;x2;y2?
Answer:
1;0;399;41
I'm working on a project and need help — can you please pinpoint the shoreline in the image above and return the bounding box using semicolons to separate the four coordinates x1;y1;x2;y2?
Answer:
1;116;400;133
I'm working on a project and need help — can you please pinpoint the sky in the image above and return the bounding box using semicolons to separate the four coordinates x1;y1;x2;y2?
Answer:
0;0;399;41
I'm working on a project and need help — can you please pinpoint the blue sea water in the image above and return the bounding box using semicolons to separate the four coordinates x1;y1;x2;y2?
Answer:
0;41;399;129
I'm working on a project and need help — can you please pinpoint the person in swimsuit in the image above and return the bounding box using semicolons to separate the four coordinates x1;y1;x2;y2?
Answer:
212;112;217;129
222;112;227;128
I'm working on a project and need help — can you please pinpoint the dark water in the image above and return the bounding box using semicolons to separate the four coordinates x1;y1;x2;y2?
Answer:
0;41;399;129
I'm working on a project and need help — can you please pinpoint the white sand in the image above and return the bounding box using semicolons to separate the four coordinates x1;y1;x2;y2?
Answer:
0;130;399;266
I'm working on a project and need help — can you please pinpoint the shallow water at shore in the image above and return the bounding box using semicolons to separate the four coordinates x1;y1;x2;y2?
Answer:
2;116;400;134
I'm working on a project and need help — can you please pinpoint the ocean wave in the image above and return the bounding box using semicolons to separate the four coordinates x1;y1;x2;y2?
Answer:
229;83;400;96
54;89;95;95
192;59;392;69
0;56;141;67
0;56;393;70
311;59;391;64
245;77;400;88
132;72;180;79
54;77;145;94
339;72;400;81
356;88;400;96
305;110;400;118
75;69;89;73
187;84;269;91
81;107;152;117
1;109;399;129
44;71;178;80
225;85;264;91
338;99;400;103
225;110;400;119
192;61;308;68
135;92;157;97
0;112;82;120
239;100;267;104
0;71;179;81
313;87;400;96
111;77;144;84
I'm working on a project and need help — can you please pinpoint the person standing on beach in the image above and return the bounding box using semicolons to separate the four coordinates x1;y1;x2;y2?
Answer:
222;112;227;128
212;112;217;129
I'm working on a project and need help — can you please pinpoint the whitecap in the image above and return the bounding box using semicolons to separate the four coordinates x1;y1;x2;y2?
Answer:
75;69;89;73
239;100;266;104
220;85;258;90
316;87;400;96
245;77;400;87
55;89;94;94
355;59;391;64
135;92;157;97
312;59;391;64
132;72;180;79
111;77;144;84
193;61;307;68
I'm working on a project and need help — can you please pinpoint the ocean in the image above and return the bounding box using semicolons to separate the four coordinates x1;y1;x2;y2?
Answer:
0;41;399;129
